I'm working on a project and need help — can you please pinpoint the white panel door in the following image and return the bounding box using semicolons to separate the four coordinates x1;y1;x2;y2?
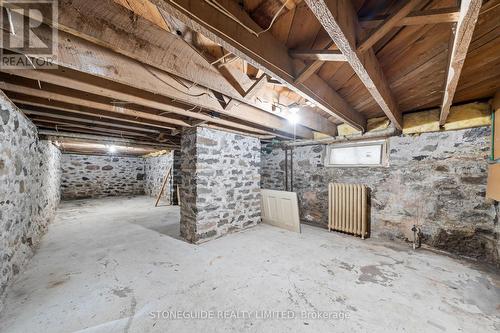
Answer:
261;189;301;233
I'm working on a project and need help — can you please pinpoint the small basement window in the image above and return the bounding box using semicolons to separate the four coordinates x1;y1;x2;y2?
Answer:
325;140;388;167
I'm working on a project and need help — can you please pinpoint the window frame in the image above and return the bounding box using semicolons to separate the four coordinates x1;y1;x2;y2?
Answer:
324;139;389;168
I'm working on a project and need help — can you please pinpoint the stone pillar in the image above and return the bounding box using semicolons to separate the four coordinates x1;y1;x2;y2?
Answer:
180;127;261;243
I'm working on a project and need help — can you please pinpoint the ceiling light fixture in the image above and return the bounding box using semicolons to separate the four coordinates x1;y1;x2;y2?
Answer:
288;106;300;125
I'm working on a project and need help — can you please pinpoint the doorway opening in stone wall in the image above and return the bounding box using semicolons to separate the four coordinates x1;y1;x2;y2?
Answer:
58;151;184;241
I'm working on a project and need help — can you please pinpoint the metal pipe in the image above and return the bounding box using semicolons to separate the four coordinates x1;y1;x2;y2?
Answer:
290;146;294;192
285;126;399;147
284;148;288;191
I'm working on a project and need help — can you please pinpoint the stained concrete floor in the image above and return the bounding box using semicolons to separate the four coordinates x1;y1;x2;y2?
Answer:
1;196;499;333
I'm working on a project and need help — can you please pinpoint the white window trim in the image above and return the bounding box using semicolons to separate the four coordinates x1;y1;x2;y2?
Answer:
324;139;389;168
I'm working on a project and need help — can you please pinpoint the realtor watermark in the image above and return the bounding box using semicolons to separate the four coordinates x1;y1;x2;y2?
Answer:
0;0;58;69
149;310;351;321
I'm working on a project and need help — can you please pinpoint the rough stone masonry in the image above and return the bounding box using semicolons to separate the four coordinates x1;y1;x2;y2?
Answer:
180;127;261;243
261;127;499;266
60;154;145;200
0;92;61;306
144;151;181;204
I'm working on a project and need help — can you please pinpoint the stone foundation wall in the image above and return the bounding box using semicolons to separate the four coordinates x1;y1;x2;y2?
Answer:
144;153;173;198
180;127;261;243
0;93;61;305
61;154;145;200
261;127;499;266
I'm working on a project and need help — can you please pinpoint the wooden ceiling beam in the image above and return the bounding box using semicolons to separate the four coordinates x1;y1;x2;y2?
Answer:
0;75;299;140
32;118;156;138
304;0;403;129
0;80;191;128
294;61;325;84
243;74;269;99
151;0;366;131
359;7;461;29
17;0;335;136
39;130;178;148
9;94;177;131
439;0;482;125
0;68;289;137
128;0;338;135
21;109;173;135
290;49;346;61
357;0;424;53
37;125;152;141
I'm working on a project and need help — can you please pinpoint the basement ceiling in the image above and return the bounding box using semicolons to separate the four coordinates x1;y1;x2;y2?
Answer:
0;0;498;155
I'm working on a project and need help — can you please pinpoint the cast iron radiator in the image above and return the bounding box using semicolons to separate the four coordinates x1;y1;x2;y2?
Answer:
328;183;369;239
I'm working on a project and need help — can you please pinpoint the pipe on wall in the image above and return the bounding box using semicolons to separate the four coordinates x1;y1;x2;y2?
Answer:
285;127;399;148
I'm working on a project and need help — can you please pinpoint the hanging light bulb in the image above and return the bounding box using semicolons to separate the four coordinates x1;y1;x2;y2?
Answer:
288;107;300;124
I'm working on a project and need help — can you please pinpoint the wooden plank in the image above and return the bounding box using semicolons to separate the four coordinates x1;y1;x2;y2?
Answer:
304;0;403;129
243;75;268;99
151;0;367;131
39;130;177;148
493;91;500;159
294;60;324;83
358;0;423;53
10;94;176;130
3;1;328;137
0;81;190;127
155;166;172;207
290;49;346;61
0;69;294;138
113;0;169;30
32;118;155;138
22;109;167;134
439;0;482;125
486;164;500;200
359;7;459;29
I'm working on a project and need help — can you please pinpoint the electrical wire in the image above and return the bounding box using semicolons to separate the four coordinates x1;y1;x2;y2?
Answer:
201;0;289;37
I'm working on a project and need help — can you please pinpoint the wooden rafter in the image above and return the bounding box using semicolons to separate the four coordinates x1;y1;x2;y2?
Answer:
151;0;366;131
32;118;156;138
10;0;336;136
304;0;403;129
133;0;338;135
39;130;178;149
22;109;169;134
0;80;191;128
290;49;345;61
0;16;316;138
357;0;424;53
10;94;177;130
359;7;460;29
439;0;482;125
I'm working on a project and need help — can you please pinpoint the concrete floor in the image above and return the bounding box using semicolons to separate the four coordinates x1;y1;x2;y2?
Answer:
1;196;499;332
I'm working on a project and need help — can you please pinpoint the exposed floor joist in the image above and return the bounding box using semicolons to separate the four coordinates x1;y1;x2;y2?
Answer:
304;0;404;129
9;94;178;131
12;22;314;138
357;0;424;53
22;109;171;135
439;0;482;125
19;0;337;136
151;0;367;131
39;130;177;149
290;49;346;62
359;7;460;29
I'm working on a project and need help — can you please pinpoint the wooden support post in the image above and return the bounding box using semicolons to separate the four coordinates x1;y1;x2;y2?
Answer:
155;165;172;207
